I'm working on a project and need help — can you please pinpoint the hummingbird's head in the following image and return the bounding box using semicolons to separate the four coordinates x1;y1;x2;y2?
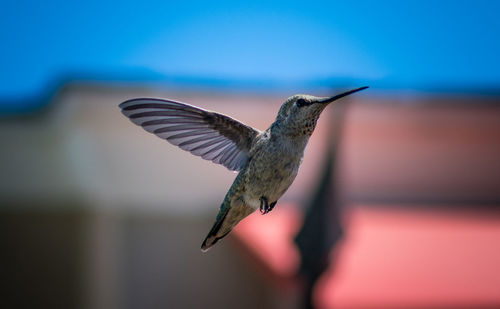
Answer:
272;86;368;137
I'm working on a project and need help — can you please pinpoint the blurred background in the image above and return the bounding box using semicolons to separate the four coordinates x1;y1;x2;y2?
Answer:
1;1;500;308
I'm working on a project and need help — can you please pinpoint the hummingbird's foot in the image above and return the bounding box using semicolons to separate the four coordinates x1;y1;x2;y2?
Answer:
259;197;277;215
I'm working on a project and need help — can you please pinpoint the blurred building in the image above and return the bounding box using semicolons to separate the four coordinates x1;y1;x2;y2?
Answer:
1;82;500;308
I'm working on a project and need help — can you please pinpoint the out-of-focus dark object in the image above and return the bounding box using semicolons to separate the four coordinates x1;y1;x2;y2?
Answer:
294;98;347;309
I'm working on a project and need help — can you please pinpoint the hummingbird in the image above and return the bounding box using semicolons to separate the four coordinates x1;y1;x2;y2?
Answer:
119;86;368;251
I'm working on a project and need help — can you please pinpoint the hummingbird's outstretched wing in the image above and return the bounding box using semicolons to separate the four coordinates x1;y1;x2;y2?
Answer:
119;98;260;171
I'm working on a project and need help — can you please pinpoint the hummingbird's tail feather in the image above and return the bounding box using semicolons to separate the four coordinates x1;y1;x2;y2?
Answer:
201;207;230;252
201;201;254;252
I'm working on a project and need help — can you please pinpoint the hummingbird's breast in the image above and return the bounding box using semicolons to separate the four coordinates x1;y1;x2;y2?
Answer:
242;132;307;208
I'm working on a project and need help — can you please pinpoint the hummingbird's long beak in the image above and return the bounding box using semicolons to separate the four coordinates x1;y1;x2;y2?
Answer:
316;86;369;104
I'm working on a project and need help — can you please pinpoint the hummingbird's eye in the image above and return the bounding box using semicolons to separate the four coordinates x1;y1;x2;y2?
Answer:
296;98;307;108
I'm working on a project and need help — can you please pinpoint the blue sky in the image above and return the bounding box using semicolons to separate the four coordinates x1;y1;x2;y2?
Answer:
1;0;500;108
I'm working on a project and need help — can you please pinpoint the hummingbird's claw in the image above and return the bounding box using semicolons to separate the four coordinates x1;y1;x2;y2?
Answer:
259;197;277;215
259;196;269;214
268;201;277;212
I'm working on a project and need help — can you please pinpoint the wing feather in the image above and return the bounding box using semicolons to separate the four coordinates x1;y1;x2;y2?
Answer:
119;98;259;171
